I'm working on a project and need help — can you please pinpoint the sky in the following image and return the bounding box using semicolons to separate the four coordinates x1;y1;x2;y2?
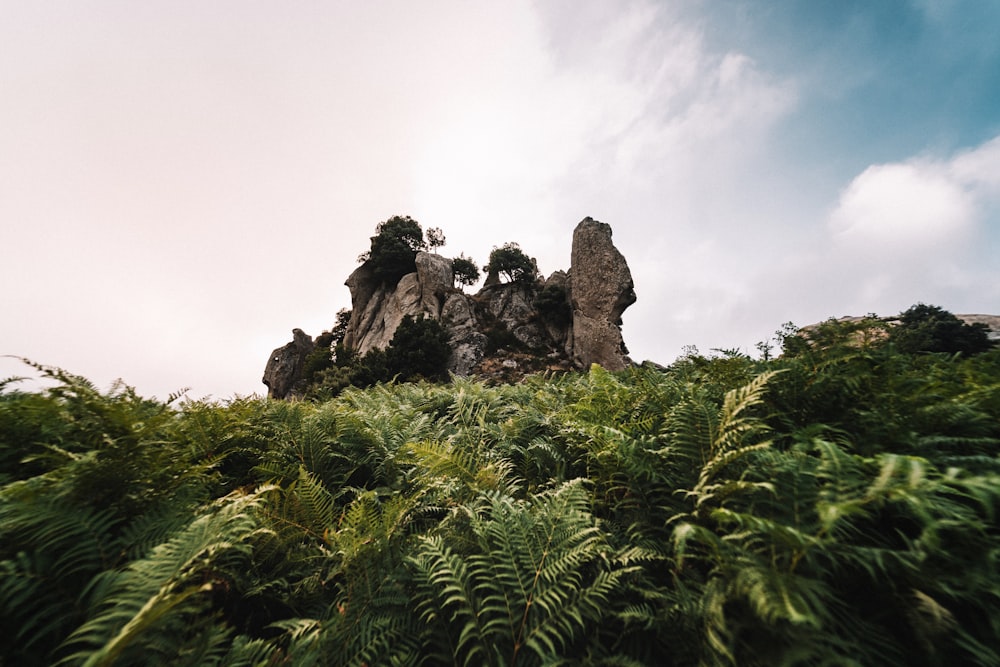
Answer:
2;0;999;400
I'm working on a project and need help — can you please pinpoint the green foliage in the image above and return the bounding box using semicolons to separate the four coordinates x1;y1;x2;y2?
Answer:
361;215;427;285
300;311;356;389
484;242;538;284
426;226;446;251
452;253;481;288
484;321;527;355
891;303;995;356
308;315;451;397
410;480;634;665
300;346;334;388
386;314;452;382
330;307;352;347
2;325;1000;665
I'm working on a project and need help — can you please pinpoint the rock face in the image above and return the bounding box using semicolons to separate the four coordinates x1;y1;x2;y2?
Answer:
343;252;454;356
264;217;637;392
568;218;636;370
262;328;314;399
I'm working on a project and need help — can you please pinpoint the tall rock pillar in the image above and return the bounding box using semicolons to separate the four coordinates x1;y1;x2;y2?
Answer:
568;218;636;370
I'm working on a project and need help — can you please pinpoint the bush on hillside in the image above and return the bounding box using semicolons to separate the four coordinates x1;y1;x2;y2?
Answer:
533;283;571;326
385;314;452;382
891;303;994;356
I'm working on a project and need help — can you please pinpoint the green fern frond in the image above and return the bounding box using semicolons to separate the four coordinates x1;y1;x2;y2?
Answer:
713;370;782;455
410;533;490;666
409;480;631;664
0;499;120;660
662;392;718;470
57;489;267;666
290;466;337;535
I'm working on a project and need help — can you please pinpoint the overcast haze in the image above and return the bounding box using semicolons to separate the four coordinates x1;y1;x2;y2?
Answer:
3;1;999;399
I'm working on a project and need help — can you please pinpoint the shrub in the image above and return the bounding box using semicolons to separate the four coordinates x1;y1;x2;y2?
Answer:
484;323;524;355
533;283;571;326
891;303;994;356
452;254;480;288
386;315;452;382
484;242;537;284
306;315;452;396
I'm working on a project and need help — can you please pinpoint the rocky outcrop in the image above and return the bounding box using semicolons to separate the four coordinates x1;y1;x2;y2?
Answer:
262;328;314;399
343;252;454;356
264;217;637;392
567;218;636;370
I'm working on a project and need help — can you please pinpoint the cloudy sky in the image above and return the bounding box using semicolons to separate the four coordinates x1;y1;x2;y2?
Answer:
2;0;999;399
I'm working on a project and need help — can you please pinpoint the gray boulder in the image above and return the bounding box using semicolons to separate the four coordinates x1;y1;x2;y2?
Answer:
442;291;486;375
262;328;314;399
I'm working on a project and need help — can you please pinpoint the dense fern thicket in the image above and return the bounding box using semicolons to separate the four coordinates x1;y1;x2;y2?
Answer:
2;328;1000;665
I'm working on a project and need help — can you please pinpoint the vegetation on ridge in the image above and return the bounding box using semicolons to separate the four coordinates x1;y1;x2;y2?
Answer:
484;241;538;284
1;306;998;665
357;215;451;286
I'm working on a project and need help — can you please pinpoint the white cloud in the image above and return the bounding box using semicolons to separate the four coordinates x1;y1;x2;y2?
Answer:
828;161;975;251
764;134;1000;323
949;135;1000;191
829;136;1000;254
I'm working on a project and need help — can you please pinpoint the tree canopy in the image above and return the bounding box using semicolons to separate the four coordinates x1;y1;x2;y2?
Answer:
891;303;994;355
483;242;537;284
451;253;480;288
362;215;427;284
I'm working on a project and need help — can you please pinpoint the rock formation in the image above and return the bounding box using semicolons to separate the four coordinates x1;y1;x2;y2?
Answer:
567;218;636;370
342;252;454;356
262;328;314;399
264;217;637;395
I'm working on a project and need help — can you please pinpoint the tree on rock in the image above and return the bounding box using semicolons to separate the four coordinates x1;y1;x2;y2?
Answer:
452;253;480;288
426;227;446;252
360;215;427;284
484;242;537;284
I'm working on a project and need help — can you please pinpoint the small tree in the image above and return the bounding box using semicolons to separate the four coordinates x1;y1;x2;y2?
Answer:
426;227;446;252
363;216;427;284
386;315;452;382
330;308;352;346
452;254;481;288
484;242;537;284
300;309;353;389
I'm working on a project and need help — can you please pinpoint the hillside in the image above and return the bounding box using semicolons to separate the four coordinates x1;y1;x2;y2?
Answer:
2;318;999;665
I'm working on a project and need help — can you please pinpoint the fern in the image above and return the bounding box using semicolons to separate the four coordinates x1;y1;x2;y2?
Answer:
409;480;634;665
57;489;269;666
0;500;120;664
